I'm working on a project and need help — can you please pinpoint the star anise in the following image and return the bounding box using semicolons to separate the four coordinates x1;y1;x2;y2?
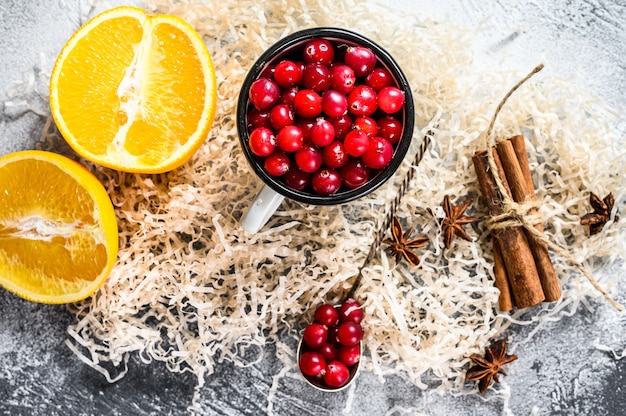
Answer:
580;192;619;235
465;339;517;394
429;195;481;249
383;216;429;266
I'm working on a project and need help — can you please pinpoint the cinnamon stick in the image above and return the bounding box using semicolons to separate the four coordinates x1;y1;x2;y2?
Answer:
492;240;514;311
496;137;561;302
509;135;533;189
472;149;545;308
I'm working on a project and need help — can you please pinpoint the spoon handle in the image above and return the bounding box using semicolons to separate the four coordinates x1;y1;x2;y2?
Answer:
344;129;433;300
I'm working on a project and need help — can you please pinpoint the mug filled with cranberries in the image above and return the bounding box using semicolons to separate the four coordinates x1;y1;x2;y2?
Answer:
237;27;415;233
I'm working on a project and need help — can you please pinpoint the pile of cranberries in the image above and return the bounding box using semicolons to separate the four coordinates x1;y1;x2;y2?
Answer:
246;38;406;196
298;299;364;389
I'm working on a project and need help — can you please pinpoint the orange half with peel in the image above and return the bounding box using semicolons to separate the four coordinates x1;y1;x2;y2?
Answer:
0;150;118;304
50;6;217;173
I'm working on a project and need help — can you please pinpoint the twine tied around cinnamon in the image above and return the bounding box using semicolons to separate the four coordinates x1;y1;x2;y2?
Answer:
483;63;623;312
485;199;543;231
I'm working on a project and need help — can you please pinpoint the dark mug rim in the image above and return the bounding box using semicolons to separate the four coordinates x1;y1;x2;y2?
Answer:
237;27;415;205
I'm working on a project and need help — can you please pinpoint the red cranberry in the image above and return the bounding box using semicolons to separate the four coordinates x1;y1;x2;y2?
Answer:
248;127;276;157
269;103;294;130
329;64;356;94
310;118;335;147
311;168;342;195
344;45;376;77
299;351;326;377
273;59;303;88
263;152;290;176
338;299;363;323
322;141;348;169
303;38;334;66
303;63;331;92
276;125;304;152
247;108;271;130
314;303;339;327
295;144;323;173
353;116;378;136
348;85;377;116
323;361;350;388
328;113;353;140
362;137;393;169
337;344;361;366
278;86;299;106
377;115;403;144
259;64;275;79
303;323;328;349
378;86;405;114
318;343;338;362
365;67;393;92
284;168;311;190
295;117;316;140
321;90;348;118
294;89;322;118
340;159;370;190
343;130;370;157
336;321;363;346
249;77;280;110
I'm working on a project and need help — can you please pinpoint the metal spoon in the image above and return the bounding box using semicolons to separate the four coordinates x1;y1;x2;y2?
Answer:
297;129;433;391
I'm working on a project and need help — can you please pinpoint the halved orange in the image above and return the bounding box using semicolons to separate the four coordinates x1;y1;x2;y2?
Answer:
49;6;217;173
0;150;118;304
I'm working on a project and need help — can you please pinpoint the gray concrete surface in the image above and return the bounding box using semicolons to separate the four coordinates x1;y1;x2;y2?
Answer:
1;1;625;415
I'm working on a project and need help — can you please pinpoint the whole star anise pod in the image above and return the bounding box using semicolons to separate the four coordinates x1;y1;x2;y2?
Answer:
465;339;517;394
429;195;481;249
383;216;429;266
580;192;619;235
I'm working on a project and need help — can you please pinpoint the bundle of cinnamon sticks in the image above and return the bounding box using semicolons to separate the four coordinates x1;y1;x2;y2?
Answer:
472;135;561;310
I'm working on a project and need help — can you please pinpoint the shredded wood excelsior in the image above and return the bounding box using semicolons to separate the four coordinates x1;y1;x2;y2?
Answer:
8;0;624;410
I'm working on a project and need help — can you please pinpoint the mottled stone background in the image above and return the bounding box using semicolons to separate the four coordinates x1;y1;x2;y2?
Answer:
1;1;624;415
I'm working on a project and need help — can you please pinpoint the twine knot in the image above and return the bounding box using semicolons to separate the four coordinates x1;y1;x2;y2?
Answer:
486;199;543;232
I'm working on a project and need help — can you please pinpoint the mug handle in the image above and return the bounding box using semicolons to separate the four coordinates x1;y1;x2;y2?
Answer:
241;185;285;233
